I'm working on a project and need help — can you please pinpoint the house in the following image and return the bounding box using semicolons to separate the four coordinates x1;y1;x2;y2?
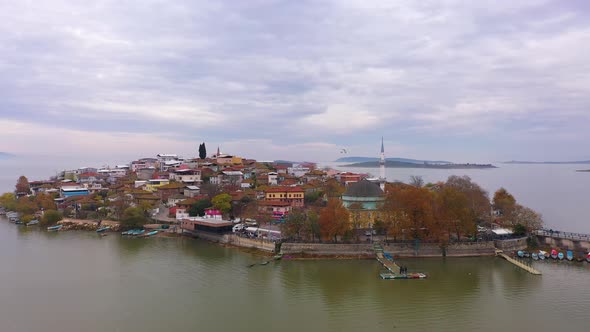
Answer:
144;178;170;192
169;168;201;184
136;167;157;180
184;185;201;198
240;179;253;189
287;166;309;177
304;170;327;183
78;172;99;184
264;186;305;208
167;194;186;208
216;155;243;166
131;158;158;172
156;182;185;202
337;172;366;185
268;172;278;186
221;171;243;186
257;200;291;220
60;186;90;198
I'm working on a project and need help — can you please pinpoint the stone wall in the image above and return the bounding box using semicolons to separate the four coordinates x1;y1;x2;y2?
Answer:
186;231;276;252
282;241;495;257
494;237;528;251
281;243;374;256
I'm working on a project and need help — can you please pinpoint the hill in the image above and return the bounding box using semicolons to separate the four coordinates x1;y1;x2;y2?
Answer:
344;160;497;169
0;152;14;159
504;160;590;164
335;157;452;164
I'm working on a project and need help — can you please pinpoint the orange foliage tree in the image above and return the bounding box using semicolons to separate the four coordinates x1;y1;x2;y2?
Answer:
319;198;350;243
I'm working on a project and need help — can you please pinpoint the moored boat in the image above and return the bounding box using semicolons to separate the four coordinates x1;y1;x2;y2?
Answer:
538;251;546;260
47;224;62;231
566;251;574;261
517;250;524;258
96;226;111;233
144;230;158;237
586;252;590;263
26;220;39;226
532;253;539;260
550;249;558;259
557;252;564;260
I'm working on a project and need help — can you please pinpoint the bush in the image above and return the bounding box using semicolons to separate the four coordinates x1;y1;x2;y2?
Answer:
41;210;63;226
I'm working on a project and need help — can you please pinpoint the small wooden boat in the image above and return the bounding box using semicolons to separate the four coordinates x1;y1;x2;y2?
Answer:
586;253;590;263
550;249;558;259
132;230;145;236
566;251;574;261
524;251;530;258
26;220;39;226
538;251;546;260
96;226;111;233
47;224;63;231
517;250;524;258
532;253;539;260
144;230;158;237
557;252;564;260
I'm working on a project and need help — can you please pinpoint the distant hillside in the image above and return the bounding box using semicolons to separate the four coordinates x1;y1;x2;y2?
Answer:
504;160;590;164
0;152;14;159
344;160;497;169
335;157;452;164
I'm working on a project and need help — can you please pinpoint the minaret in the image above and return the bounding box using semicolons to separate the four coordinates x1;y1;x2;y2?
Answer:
379;137;386;191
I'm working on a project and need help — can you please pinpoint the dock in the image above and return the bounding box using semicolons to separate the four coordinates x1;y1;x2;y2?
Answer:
374;243;427;280
496;250;542;275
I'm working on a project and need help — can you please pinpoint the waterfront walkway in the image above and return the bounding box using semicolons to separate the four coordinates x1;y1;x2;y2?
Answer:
535;230;590;242
496;250;542;275
374;243;427;280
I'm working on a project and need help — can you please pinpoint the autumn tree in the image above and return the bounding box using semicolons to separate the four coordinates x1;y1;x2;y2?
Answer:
493;188;516;217
507;204;543;232
396;186;435;241
445;176;491;225
322;178;345;198
0;192;16;211
435;187;474;242
380;183;409;242
15;176;31;195
319;198;350;243
212;193;232;214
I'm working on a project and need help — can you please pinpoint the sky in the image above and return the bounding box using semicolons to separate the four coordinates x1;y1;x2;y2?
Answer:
1;0;590;164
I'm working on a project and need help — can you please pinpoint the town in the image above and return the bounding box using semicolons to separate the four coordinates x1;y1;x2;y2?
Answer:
1;141;559;260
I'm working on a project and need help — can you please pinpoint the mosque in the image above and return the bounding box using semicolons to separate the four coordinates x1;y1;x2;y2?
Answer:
341;138;387;228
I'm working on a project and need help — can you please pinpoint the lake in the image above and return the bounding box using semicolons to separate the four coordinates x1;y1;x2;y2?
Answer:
0;219;589;332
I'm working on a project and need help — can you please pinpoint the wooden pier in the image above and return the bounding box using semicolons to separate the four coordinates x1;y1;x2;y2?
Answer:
496;250;542;275
374;243;427;280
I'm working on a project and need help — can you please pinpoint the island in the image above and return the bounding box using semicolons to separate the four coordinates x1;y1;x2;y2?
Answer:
343;160;497;169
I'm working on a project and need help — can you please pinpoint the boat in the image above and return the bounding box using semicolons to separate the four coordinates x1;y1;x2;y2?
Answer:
96;226;111;233
26;220;39;226
532;253;539;260
558;252;565;260
550;249;558;259
132;230;145;236
144;230;158;237
538;251;546;260
566;251;574;261
586;252;590;263
47;224;62;231
523;251;530;258
517;250;524;258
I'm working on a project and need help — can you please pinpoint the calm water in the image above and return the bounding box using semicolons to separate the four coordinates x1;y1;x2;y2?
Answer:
1;220;589;332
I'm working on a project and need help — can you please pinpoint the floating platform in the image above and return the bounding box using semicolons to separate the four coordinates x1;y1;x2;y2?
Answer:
380;273;427;280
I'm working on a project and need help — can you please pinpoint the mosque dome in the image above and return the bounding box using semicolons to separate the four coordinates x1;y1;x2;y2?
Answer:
343;179;384;197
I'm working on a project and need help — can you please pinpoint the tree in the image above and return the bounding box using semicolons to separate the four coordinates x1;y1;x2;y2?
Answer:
409;175;424;188
189;198;211;217
493;188;516;217
199;142;207;159
15;175;31;195
0;192;17;211
508;204;543;232
396;186;435;241
445;176;491;225
212;193;232;214
318;198;350;242
281;208;307;240
41;210;63;226
121;207;148;229
435;187;474;242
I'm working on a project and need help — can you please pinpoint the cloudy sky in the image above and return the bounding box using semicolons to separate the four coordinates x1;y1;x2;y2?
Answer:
1;0;589;163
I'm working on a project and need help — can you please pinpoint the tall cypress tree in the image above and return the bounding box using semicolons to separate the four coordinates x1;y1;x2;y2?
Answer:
199;142;207;159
